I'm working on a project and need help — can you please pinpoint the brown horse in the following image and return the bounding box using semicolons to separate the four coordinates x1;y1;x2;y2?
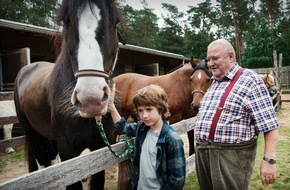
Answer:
113;60;212;156
14;0;121;189
262;73;277;93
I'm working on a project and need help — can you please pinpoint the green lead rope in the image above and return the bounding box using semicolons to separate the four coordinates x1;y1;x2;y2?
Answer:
95;117;134;161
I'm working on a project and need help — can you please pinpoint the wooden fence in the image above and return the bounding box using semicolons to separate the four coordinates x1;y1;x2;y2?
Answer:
252;66;290;88
0;85;282;189
0;91;196;189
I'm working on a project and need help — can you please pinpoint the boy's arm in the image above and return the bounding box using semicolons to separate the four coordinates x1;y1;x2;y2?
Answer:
163;138;186;190
109;83;122;123
109;83;137;137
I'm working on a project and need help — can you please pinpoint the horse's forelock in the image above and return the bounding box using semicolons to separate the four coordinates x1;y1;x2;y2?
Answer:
56;0;91;26
193;62;212;77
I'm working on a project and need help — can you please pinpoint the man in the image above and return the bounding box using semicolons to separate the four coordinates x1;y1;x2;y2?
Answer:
195;39;279;190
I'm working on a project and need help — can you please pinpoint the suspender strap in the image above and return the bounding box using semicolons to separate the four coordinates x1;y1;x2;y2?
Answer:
208;68;245;140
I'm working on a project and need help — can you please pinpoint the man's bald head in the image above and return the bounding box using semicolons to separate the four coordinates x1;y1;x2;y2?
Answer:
206;39;237;81
208;39;236;61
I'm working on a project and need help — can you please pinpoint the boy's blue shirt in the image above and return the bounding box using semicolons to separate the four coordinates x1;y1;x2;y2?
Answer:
114;117;186;190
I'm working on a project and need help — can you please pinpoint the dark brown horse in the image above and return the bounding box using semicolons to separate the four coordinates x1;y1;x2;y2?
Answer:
113;60;212;156
14;0;121;189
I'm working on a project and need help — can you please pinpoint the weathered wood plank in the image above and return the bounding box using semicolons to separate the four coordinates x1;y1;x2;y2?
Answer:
171;117;196;135
186;154;195;175
0;141;130;189
0;116;18;125
0;92;14;101
0;117;196;189
0;136;25;151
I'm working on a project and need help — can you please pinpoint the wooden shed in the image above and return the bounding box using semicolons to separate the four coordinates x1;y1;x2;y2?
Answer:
0;19;189;91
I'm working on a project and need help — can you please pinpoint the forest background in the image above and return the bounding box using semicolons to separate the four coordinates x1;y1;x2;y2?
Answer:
1;0;290;68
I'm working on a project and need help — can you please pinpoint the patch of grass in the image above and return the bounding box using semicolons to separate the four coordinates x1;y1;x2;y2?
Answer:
281;88;290;91
0;159;8;170
0;150;25;170
184;172;200;190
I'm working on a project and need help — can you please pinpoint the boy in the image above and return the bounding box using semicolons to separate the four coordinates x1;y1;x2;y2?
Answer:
109;84;186;190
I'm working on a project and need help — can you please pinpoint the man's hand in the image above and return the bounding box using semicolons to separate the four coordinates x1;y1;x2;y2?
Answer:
260;160;276;185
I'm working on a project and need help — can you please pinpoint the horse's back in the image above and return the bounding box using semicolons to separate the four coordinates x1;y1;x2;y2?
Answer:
14;62;54;138
113;73;152;118
113;73;152;97
113;69;194;122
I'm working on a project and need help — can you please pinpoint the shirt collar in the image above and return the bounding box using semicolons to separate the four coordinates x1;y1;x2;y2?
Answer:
211;63;241;81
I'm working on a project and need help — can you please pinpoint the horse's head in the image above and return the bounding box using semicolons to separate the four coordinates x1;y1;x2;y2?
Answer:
56;0;121;118
262;73;277;93
189;60;212;112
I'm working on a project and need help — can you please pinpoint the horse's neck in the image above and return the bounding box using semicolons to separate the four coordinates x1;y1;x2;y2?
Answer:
172;67;193;78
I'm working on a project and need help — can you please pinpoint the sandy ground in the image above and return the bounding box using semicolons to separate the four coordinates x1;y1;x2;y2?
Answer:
0;94;289;188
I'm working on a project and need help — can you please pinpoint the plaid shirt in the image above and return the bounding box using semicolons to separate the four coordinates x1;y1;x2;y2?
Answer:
195;63;279;143
114;118;186;190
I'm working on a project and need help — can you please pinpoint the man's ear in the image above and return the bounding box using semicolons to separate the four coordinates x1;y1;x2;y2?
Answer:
229;51;235;62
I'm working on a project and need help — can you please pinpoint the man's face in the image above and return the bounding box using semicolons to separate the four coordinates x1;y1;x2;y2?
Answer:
206;46;233;81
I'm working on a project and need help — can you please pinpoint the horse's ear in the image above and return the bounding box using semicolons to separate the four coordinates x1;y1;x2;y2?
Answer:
190;56;197;68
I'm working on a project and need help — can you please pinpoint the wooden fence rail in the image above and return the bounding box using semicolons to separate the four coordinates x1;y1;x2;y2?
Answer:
0;88;282;189
0;135;25;151
0;91;14;101
0;117;196;189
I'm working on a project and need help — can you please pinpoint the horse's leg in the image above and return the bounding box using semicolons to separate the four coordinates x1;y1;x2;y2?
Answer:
57;137;83;190
20;116;57;171
89;170;105;190
187;129;195;155
27;131;57;170
27;143;38;172
3;124;16;154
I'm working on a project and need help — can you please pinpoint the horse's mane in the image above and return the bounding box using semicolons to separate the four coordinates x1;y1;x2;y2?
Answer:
56;0;95;24
55;0;120;26
192;61;212;77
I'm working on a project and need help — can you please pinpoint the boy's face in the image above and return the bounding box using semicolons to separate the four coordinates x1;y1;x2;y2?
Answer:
137;105;162;127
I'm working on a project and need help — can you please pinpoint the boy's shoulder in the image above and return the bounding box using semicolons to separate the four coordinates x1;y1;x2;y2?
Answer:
162;124;182;141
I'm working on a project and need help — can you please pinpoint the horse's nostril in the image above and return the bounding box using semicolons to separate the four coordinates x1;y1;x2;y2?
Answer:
192;105;199;112
102;93;108;102
74;99;81;109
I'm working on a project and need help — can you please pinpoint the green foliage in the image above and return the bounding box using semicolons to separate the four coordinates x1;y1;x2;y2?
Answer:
185;31;213;59
117;4;159;49
119;0;290;66
243;17;275;68
0;0;59;28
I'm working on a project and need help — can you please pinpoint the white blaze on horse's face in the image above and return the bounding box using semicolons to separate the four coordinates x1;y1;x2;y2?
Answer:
197;71;202;79
72;3;110;117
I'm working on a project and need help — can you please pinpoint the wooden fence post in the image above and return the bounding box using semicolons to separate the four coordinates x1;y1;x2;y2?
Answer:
278;53;283;108
117;135;132;190
273;50;282;110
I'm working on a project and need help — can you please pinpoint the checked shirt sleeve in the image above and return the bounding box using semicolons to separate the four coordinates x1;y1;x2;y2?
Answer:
248;74;279;133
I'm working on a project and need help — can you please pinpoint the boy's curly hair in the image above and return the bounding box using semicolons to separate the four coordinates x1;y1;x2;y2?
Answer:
133;84;171;120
